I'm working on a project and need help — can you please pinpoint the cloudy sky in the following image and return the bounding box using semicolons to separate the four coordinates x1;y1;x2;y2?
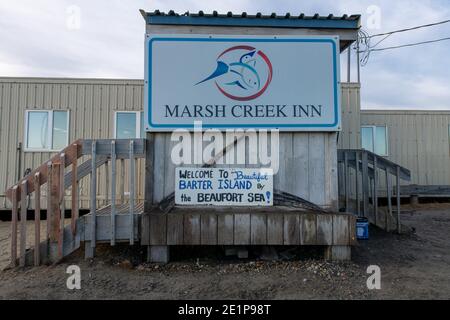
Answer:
0;0;449;109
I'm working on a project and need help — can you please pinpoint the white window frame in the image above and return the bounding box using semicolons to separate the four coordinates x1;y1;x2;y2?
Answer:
361;125;389;156
113;111;144;138
24;110;70;152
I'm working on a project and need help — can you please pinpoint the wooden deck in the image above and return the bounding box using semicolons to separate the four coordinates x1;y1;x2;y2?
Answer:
141;206;357;246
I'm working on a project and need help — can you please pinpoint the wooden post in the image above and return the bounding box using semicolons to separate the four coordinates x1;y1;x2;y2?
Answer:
59;154;65;259
46;162;52;253
355;151;360;216
110;141;116;245
20;180;27;267
105;161;109;206
34;173;41;266
71;152;78;236
385;169;392;231
90;141;97;250
396;166;401;234
361;151;369;217
142;133;154;246
344;151;349;212
373;156;378;225
120;159;125;203
10;186;18;267
49;161;61;262
129;140;135;245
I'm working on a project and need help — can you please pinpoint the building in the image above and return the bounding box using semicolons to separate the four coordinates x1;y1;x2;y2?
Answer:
4;77;450;211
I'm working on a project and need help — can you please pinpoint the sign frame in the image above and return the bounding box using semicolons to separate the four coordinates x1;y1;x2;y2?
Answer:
144;34;341;132
175;167;274;206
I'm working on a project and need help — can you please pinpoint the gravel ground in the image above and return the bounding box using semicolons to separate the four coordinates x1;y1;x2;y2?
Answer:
0;204;449;300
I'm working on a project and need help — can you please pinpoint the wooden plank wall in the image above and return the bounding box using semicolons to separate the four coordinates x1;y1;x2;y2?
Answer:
149;132;338;210
146;211;356;246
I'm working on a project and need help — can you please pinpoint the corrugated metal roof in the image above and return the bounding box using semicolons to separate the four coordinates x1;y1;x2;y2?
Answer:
140;10;361;29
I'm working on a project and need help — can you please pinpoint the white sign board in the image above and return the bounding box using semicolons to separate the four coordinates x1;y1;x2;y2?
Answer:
144;34;340;132
175;167;273;206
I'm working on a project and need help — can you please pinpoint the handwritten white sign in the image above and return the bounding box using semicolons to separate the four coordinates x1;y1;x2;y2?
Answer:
175;167;273;206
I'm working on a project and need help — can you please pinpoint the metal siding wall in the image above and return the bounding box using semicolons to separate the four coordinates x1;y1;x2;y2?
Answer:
338;83;360;149
0;78;144;210
361;111;450;187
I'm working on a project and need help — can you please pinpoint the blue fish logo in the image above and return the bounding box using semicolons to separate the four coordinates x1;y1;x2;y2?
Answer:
195;45;273;101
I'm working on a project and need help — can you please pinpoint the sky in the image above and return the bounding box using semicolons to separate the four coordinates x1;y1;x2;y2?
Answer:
0;0;449;109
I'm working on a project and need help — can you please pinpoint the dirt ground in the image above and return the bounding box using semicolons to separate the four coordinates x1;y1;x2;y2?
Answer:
0;204;449;300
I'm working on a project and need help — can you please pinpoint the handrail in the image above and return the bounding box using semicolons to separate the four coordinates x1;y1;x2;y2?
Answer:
6;138;146;268
338;149;411;181
5;140;82;202
337;149;411;233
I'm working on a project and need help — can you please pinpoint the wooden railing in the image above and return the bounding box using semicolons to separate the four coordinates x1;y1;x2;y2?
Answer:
5;139;145;267
337;149;411;232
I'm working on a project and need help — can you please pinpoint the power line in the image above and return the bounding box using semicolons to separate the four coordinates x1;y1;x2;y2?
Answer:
369;19;450;38
367;36;450;52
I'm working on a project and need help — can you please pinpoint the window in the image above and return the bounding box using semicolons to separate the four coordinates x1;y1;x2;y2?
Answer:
25;110;69;151
361;125;388;156
114;111;145;138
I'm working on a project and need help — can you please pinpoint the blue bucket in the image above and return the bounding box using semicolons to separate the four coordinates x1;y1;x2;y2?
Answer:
356;217;369;240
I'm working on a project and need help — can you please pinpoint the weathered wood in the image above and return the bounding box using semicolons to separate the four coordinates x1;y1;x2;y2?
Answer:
84;241;94;259
63;155;108;190
5;141;82;202
81;139;145;157
324;245;351;261
267;214;283;245
361;151;369;217
283;213;299;245
120;159;125;203
50;162;61;243
234;214;250;245
400;184;450;196
59;153;65;260
167;213;184;245
344;151;349;211
10;186;18;266
217;213;234;245
308;133;325;206
46;162;52;241
348;215;357;245
71;153;78;236
149;214;167;245
147;245;170;264
373;156;378;225
201;214;217;245
338;149;411;181
396;166;401;233
142;133;154;245
20;181;27;267
83;213;139;242
250;214;267;245
34;173;41;266
300;213;316;245
333;215;349;245
385;169;392;232
129;140;135;245
104;162;109;206
355;151;360;216
110;141;116;245
90;142;97;249
316;214;333;245
184;214;200;245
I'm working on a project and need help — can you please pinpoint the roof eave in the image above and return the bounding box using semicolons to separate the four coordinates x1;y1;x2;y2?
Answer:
140;10;361;30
